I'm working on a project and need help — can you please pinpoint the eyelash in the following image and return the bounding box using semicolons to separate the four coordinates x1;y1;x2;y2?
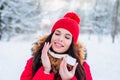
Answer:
55;33;60;35
65;36;70;39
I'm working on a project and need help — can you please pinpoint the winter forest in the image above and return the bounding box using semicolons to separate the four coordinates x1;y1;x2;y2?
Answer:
0;0;120;42
0;0;120;80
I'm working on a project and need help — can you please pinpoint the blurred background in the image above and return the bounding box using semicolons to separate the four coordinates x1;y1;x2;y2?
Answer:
0;0;120;80
0;0;120;42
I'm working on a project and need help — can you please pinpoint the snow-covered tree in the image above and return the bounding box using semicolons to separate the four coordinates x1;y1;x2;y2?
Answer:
0;0;42;41
0;0;119;42
89;0;114;35
111;0;120;43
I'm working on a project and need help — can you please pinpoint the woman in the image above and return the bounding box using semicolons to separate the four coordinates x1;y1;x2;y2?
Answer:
20;12;93;80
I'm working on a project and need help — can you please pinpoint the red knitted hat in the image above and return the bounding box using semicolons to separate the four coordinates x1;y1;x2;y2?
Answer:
51;12;80;43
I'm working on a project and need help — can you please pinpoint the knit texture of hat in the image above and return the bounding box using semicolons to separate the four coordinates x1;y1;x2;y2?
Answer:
51;12;80;43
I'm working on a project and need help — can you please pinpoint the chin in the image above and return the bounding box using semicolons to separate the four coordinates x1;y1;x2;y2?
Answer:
51;47;63;54
54;50;63;54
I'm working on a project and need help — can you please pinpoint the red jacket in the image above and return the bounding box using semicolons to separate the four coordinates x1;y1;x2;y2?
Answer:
20;58;92;80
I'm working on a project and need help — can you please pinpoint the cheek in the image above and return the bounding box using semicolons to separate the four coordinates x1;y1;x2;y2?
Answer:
65;40;72;49
51;35;57;42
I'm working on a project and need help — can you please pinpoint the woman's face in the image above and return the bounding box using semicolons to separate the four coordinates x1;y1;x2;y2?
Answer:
51;28;72;53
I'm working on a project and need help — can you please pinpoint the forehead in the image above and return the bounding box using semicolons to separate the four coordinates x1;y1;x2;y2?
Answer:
55;28;72;36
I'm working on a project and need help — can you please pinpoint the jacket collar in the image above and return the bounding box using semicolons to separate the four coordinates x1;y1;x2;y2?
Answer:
32;35;86;64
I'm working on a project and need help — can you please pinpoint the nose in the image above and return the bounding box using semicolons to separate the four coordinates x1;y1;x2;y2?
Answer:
58;35;64;42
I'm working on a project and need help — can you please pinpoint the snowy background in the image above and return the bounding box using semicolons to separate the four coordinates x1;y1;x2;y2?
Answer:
0;0;120;80
0;34;120;80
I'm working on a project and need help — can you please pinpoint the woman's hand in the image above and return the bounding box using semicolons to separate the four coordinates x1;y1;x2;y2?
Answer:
59;58;78;80
41;42;52;74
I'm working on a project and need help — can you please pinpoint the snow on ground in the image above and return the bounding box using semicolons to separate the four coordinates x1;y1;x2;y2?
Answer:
0;34;120;80
79;34;120;80
0;41;32;80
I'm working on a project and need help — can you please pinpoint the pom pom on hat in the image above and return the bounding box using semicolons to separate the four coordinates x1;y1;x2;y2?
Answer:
64;12;80;24
51;12;80;43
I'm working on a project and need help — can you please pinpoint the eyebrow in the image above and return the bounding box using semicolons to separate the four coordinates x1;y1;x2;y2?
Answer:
55;30;60;33
66;34;72;37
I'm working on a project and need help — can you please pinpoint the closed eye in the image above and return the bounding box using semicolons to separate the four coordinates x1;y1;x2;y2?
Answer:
54;30;61;36
65;34;72;40
55;33;60;35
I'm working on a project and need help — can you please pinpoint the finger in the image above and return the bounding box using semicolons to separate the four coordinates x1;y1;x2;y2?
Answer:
46;42;49;50
46;42;52;51
59;59;65;75
71;62;78;74
42;42;47;56
63;58;68;70
60;58;64;68
59;58;65;71
43;42;47;49
48;42;52;49
62;58;68;73
42;42;46;52
42;42;49;58
43;42;50;54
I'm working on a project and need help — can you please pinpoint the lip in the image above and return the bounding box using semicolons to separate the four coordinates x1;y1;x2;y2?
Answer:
54;42;64;48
